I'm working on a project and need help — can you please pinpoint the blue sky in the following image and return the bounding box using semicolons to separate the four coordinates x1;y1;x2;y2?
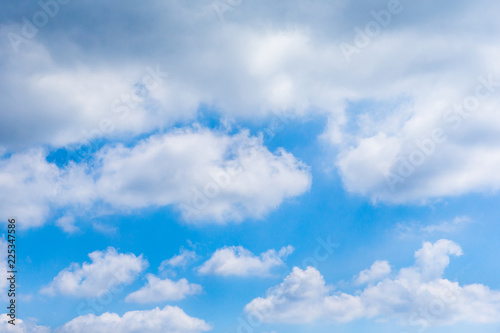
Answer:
1;0;500;332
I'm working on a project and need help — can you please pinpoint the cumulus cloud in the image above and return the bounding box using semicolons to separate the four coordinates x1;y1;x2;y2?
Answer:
93;128;311;223
125;274;202;303
0;315;50;333
1;306;211;333
332;47;500;203
40;247;148;297
355;260;391;285
0;127;311;227
54;305;211;333
199;245;294;277
245;240;500;327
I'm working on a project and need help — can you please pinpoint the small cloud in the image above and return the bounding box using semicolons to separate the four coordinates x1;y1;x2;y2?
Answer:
125;274;201;304
55;215;79;234
92;222;118;235
159;248;198;271
421;216;473;233
198;245;294;277
397;216;473;238
355;260;391;285
40;247;147;297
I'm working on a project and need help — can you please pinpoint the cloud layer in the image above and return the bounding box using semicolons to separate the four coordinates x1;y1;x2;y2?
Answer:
2;0;500;209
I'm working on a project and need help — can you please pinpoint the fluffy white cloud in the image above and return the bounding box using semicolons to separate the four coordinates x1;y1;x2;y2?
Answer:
332;35;500;203
246;266;338;323
40;247;148;297
54;305;211;333
0;315;50;333
125;274;202;303
355;260;391;285
199;246;294;277
335;90;500;203
0;127;311;227
245;240;500;327
93;128;311;223
1;306;211;333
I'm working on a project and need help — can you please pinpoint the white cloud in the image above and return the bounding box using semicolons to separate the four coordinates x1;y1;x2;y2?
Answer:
332;37;500;203
125;274;202;303
93;128;311;223
246;266;342;323
0;127;311;227
0;15;346;151
40;247;148;297
55;305;211;333
159;248;197;271
245;240;500;327
355;260;391;285
413;239;463;281
55;215;79;234
199;245;294;277
0;315;50;333
1;306;211;333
